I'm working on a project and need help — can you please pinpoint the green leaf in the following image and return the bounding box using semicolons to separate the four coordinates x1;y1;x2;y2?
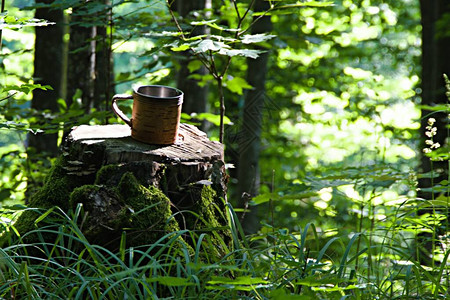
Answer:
418;104;450;112
208;276;268;285
181;112;191;120
187;73;214;87
145;30;184;38
147;276;194;287
186;262;243;272
4;16;17;23
2;204;27;212
0;17;55;29
253;1;334;16
1;83;53;94
241;33;276;44
193;112;233;126
218;48;263;59
34;207;56;224
225;77;252;95
275;1;334;9
190;19;218;26
420;198;450;208
57;98;67;111
191;19;239;32
187;60;203;73
292;276;352;287
270;288;311;300
193;39;229;53
170;43;190;51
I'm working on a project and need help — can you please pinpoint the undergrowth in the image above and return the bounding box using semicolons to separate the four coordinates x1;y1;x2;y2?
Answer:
1;187;449;299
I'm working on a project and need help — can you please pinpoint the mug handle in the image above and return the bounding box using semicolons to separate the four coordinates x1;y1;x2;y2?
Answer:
112;94;133;127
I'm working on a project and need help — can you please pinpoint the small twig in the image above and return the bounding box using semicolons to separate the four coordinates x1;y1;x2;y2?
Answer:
238;0;256;32
165;1;216;76
231;0;241;21
165;0;262;144
0;0;6;53
166;0;185;40
0;91;17;102
219;0;257;79
218;77;225;143
105;0;113;124
270;169;275;230
240;1;276;36
216;0;257;142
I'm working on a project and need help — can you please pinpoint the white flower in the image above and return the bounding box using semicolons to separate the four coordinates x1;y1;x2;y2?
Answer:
428;118;436;125
431;142;441;149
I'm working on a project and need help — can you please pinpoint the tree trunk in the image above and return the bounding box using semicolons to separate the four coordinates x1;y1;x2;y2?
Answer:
66;8;91;109
237;0;273;234
67;0;113;113
417;0;450;264
93;0;114;114
29;0;64;156
26;0;65;199
419;0;449;194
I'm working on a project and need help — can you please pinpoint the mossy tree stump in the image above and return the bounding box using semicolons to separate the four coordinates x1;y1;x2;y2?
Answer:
12;124;229;253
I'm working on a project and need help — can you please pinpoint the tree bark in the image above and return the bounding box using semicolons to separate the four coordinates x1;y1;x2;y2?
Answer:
417;0;450;265
66;8;92;109
26;0;65;200
67;0;113;112
29;0;64;156
93;0;113;113
237;0;273;234
419;0;450;196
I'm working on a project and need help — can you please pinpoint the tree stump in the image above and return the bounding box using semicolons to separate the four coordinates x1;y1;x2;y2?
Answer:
10;124;229;253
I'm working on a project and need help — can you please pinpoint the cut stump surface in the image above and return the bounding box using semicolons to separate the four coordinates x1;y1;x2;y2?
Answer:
67;123;224;164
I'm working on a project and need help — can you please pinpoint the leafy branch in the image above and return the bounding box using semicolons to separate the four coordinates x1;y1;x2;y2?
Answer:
164;0;333;143
165;0;266;143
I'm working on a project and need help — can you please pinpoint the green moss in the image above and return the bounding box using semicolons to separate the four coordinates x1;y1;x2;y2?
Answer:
69;184;128;246
118;172;178;230
180;184;231;260
95;162;166;188
95;164;120;185
183;184;224;229
117;172;184;247
69;184;101;207
29;159;77;210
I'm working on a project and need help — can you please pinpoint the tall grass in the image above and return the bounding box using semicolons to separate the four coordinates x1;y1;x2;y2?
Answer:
1;189;449;299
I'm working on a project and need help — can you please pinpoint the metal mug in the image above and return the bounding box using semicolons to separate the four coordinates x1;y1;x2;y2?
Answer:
112;85;184;145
